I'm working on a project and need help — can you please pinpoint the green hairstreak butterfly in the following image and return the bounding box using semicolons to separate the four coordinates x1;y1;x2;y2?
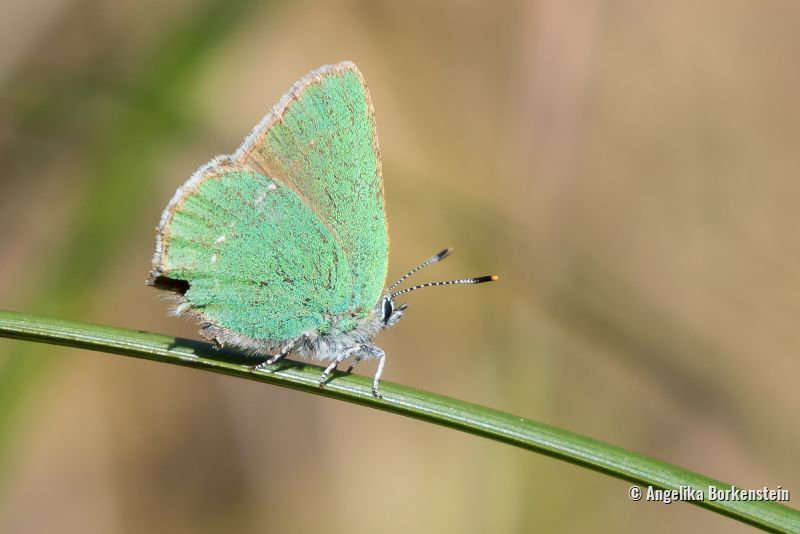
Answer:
148;61;496;397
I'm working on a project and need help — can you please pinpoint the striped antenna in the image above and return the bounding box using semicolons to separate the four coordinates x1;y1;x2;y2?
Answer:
391;275;498;299
388;248;453;292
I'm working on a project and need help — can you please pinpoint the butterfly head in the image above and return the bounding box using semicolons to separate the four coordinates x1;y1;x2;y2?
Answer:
380;295;407;328
379;248;497;331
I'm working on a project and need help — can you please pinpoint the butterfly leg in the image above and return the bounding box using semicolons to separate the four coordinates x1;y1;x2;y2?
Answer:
368;345;386;399
265;341;296;365
318;345;362;388
346;353;365;374
200;324;225;350
253;341;296;371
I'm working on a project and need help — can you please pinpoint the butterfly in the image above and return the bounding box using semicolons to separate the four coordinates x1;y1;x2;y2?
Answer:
148;61;496;397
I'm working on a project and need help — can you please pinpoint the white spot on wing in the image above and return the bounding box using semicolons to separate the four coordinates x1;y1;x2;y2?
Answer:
256;183;277;205
215;235;226;244
211;254;218;264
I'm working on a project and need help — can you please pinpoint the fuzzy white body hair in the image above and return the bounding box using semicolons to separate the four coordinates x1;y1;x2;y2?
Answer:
168;292;389;361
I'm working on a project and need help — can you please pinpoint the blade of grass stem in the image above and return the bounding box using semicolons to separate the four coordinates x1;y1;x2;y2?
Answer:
0;310;797;533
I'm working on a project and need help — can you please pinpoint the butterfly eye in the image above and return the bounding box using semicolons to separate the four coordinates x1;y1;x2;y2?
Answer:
381;296;394;324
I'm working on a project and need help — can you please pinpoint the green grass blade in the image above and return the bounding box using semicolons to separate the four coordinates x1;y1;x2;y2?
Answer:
0;309;797;533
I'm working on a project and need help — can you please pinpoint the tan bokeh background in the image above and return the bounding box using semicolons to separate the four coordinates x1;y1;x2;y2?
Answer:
1;1;798;532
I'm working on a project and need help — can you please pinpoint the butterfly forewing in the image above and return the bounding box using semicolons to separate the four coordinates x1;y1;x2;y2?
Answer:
244;62;388;317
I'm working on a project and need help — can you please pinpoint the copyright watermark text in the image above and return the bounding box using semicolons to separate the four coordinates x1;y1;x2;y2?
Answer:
628;485;790;504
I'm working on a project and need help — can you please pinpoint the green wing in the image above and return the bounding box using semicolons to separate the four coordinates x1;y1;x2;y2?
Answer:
155;166;354;342
242;62;388;316
150;62;387;342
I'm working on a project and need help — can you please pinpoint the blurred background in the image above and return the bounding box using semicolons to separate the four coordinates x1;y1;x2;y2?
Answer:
1;0;798;532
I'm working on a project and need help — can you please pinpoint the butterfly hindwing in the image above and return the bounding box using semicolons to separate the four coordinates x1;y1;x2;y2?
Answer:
155;165;354;343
